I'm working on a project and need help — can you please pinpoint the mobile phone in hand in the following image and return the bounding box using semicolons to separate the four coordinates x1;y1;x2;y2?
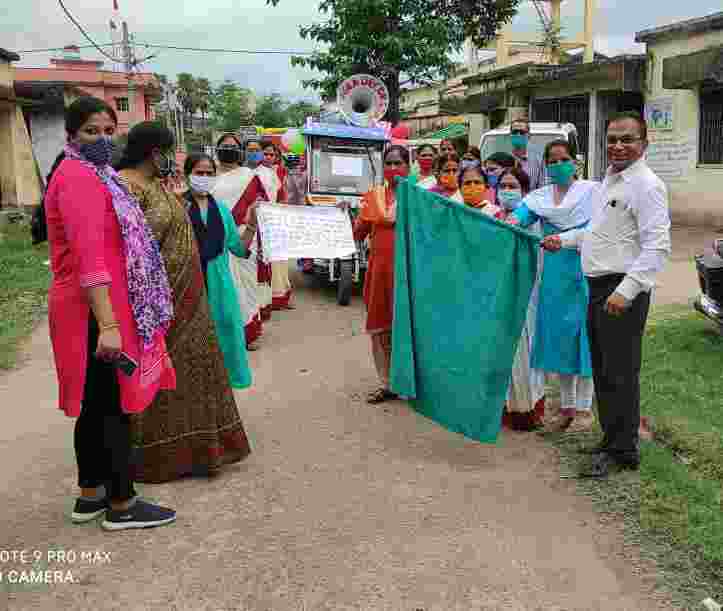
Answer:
114;352;138;377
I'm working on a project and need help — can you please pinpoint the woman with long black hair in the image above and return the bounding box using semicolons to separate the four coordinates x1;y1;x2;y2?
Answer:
182;152;256;389
43;96;177;530
116;122;252;483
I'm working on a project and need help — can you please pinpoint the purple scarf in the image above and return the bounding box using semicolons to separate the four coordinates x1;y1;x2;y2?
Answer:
64;144;174;348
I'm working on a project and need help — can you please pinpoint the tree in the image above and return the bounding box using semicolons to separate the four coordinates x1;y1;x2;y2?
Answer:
209;81;254;132
253;94;290;128
176;73;198;115
285;100;321;127
196;77;212;124
267;0;521;124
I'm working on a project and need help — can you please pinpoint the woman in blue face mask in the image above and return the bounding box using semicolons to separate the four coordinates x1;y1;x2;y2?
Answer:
506;139;599;434
43;97;178;531
490;166;547;431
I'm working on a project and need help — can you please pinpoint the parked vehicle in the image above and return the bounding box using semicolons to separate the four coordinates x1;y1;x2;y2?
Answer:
693;238;723;336
301;74;390;306
479;122;586;177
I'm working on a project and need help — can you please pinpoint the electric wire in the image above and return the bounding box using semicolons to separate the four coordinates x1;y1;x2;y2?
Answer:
19;41;315;57
18;43;115;54
57;0;120;62
134;43;313;56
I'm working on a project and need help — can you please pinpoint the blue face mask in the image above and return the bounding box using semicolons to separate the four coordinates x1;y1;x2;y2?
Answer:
247;151;263;166
79;136;115;167
510;134;528;150
547;160;577;185
498;189;523;211
487;173;499;189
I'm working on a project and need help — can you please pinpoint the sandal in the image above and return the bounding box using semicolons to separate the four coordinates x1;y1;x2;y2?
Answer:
366;388;398;404
543;415;575;433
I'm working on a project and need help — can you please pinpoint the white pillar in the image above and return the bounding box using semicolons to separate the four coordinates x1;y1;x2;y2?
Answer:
584;0;596;63
588;90;598;179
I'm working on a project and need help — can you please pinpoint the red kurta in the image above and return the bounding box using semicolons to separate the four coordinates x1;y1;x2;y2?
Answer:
45;159;176;417
354;189;396;334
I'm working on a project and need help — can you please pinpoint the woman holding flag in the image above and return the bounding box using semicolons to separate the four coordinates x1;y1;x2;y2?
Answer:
353;145;410;404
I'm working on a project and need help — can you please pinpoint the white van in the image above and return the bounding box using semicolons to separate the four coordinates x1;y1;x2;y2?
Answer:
479;122;585;175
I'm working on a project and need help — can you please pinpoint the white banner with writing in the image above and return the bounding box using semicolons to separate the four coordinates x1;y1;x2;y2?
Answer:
256;204;357;262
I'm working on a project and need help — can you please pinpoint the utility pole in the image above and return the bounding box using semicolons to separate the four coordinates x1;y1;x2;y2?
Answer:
121;21;135;123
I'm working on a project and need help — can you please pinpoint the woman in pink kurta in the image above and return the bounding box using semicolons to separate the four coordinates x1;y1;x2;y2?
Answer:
42;96;177;532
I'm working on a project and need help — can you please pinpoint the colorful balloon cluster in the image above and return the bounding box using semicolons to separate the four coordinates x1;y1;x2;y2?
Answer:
280;129;306;155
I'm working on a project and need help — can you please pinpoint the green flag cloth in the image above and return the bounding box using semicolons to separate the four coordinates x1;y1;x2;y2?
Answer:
390;178;540;443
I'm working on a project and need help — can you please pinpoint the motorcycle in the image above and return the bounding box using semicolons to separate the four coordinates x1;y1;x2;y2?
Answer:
693;238;723;336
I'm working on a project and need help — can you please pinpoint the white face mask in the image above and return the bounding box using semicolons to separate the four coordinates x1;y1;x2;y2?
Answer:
189;175;215;194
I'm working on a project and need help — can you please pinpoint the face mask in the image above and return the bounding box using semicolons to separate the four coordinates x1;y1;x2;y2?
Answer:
216;146;241;164
157;152;176;178
462;184;487;208
547;160;576;185
461;159;480;171
487;173;499;189
189;175;215;194
384;167;408;185
439;174;458;191
247;151;264;166
78;136;115;167
498;189;523;211
510;134;528;150
417;158;434;173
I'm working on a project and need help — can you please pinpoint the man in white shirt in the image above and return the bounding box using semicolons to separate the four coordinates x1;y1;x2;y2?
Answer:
542;112;671;477
509;118;547;191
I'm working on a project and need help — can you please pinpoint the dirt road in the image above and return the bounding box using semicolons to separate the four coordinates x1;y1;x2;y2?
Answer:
2;228;710;610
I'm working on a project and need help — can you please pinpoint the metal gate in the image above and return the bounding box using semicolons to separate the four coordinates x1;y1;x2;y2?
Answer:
531;95;590;171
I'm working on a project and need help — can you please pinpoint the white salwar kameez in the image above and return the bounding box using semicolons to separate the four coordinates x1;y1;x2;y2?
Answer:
212;168;261;327
506;218;547;415
254;166;292;309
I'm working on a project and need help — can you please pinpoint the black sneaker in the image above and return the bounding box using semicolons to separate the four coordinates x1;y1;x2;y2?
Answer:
71;497;109;523
101;499;176;531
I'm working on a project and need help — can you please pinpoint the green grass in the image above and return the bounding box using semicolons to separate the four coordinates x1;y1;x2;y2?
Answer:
544;307;723;607
0;222;50;370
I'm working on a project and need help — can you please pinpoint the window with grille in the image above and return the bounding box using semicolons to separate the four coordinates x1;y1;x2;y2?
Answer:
115;97;129;112
700;90;723;165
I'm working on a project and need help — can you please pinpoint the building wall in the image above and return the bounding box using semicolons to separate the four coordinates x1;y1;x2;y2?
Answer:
0;59;17;207
645;30;723;228
15;67;157;134
29;111;66;180
0;60;42;209
12;106;43;208
467;113;490;148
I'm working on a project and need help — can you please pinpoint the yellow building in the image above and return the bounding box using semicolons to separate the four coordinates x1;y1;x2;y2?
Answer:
635;12;723;228
0;48;42;212
400;0;603;160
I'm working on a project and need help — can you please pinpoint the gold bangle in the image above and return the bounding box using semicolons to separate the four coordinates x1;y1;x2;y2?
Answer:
100;322;120;331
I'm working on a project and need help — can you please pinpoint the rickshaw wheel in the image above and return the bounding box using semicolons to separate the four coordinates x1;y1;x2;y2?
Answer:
337;259;354;306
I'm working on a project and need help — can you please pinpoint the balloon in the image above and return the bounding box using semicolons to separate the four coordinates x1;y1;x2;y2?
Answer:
282;129;298;149
289;133;305;155
391;124;410;139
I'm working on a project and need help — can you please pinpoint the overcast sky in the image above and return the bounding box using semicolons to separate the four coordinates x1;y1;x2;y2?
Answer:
2;0;722;100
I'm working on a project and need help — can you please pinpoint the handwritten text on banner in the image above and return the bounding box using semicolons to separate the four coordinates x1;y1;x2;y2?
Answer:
256;204;358;262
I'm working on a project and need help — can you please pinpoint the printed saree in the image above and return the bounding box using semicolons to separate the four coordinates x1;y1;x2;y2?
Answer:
120;174;251;483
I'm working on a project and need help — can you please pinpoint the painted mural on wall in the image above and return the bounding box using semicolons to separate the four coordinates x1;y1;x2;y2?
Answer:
645;97;674;131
